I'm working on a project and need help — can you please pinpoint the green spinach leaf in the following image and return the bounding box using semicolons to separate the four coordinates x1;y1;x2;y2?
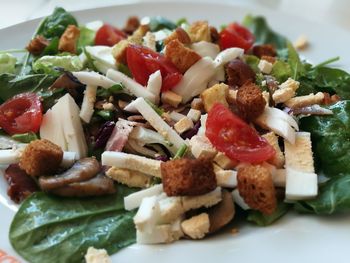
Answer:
0;73;56;101
37;7;78;39
295;174;350;214
300;101;350;177
11;132;38;143
9;185;137;263
242;15;287;52
247;202;290;226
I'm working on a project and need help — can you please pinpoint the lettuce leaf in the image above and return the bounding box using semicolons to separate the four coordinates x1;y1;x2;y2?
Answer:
33;55;83;76
9;185;137;263
0;53;17;74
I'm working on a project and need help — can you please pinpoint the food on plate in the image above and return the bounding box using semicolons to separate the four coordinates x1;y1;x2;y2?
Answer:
0;7;349;263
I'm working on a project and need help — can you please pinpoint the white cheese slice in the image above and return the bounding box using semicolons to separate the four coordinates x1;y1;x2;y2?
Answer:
52;94;88;158
72;71;116;89
106;69;156;103
79;85;97;123
134;195;161;233
191;41;220;59
131;97;187;154
172;57;216;103
102;151;162;178
146;70;162;105
85;46;117;74
285;167;318;200
0;149;21;164
40;109;66;150
124;184;163;211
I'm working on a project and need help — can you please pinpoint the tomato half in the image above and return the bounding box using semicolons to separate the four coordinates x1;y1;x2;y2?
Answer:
0;93;43;135
219;23;254;51
126;44;182;91
206;103;275;163
95;24;127;46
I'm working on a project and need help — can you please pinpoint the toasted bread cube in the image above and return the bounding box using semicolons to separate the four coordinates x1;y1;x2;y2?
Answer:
284;132;314;173
161;91;182;107
165;39;201;73
19;139;63;176
187;108;201;122
106;167;152;188
284;92;324;109
189;135;217;159
188;21;211;43
112;39;129;64
213;152;238;170
181;213;209;239
161;158;217;196
58;25;80;54
201;83;229;112
182;187;222;211
258;59;273;74
164;27;191;45
174;117;194;134
262;132;285;168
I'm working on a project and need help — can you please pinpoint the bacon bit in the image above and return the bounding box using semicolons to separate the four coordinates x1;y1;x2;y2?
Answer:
4;164;38;203
252;44;277;58
26;35;49;55
105;119;136;151
322;92;332;105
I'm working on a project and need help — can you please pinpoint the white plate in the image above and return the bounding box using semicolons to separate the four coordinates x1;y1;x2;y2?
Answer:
1;2;350;263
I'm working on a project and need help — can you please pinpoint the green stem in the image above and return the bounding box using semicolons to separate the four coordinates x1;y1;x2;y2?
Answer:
313;56;340;69
173;144;188;159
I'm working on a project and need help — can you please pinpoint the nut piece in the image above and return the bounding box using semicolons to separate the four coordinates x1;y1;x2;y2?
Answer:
161;158;217;196
181;213;210;239
208;189;235;233
188;21;211;43
26;35;49;55
236;82;266;121
200;83;229;112
225;59;256;88
174;117;194;134
164;27;191;45
58;25;80;54
19;139;63;177
165;39;201;73
237;164;277;215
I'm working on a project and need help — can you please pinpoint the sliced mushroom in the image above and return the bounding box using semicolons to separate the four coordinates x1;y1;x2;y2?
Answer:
207;189;235;233
51;174;116;197
38;158;100;191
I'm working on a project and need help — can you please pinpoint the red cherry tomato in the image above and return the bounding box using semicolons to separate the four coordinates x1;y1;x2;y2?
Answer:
0;93;43;135
219;23;254;51
126;44;182;91
206;103;275;163
95;24;127;46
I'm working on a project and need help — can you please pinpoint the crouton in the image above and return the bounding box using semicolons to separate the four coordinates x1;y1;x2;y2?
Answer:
58;25;80;54
181;213;210;239
19;139;63;177
26;35;49;55
106;167;152;188
252;44;277;58
237;164;277;215
123;16;140;35
236;82;266;121
200;83;229;112
165;39;201;73
262;132;285;168
284;92;324;109
112;39;129;64
164;27;191;45
182;187;222;211
161;158;217;196
188;21;211;43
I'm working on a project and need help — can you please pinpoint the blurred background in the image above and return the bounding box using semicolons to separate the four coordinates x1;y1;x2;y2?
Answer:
0;0;349;30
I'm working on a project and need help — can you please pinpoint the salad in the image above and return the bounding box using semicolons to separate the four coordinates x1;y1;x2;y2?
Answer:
0;7;350;263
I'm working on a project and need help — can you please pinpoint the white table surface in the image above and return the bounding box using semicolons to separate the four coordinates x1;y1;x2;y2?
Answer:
0;0;349;30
